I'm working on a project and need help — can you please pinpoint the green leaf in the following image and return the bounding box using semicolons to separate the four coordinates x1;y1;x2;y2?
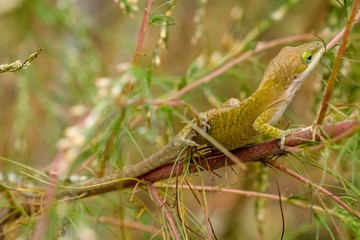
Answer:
150;15;175;26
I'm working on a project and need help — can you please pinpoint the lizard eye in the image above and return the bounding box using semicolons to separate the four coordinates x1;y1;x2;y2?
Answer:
302;51;312;64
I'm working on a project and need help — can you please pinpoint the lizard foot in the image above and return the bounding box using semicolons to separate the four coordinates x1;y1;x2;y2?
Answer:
279;131;287;150
280;136;302;152
175;124;200;148
281;127;308;152
199;112;210;132
183;139;200;147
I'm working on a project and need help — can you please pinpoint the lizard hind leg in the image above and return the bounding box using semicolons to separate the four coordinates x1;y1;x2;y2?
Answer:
221;98;241;108
197;98;241;134
176;122;200;147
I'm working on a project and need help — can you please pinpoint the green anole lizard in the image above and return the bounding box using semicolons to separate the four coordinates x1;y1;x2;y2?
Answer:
116;41;325;179
75;41;325;189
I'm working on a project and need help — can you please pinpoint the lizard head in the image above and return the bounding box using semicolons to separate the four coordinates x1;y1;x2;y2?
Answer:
284;41;325;82
258;41;325;97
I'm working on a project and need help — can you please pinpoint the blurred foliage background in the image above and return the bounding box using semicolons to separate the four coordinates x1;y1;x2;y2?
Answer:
0;0;359;239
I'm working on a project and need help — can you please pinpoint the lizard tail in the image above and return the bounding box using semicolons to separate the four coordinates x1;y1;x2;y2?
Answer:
119;140;189;178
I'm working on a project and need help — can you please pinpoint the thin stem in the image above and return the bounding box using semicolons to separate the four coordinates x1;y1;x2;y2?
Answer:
268;161;360;220
132;0;152;65
148;183;181;240
326;10;360;50
315;2;360;125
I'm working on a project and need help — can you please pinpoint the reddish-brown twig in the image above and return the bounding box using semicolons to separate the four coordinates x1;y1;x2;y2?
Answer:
132;0;152;65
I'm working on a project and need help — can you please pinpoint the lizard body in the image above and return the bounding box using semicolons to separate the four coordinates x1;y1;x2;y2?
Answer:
113;41;325;179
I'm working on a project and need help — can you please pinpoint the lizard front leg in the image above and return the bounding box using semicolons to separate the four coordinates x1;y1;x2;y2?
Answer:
253;104;300;149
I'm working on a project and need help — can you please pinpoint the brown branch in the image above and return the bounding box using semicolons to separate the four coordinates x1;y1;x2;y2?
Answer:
56;120;358;200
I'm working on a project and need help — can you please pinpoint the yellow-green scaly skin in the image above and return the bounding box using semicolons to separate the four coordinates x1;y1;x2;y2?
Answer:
111;41;325;179
204;41;325;149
